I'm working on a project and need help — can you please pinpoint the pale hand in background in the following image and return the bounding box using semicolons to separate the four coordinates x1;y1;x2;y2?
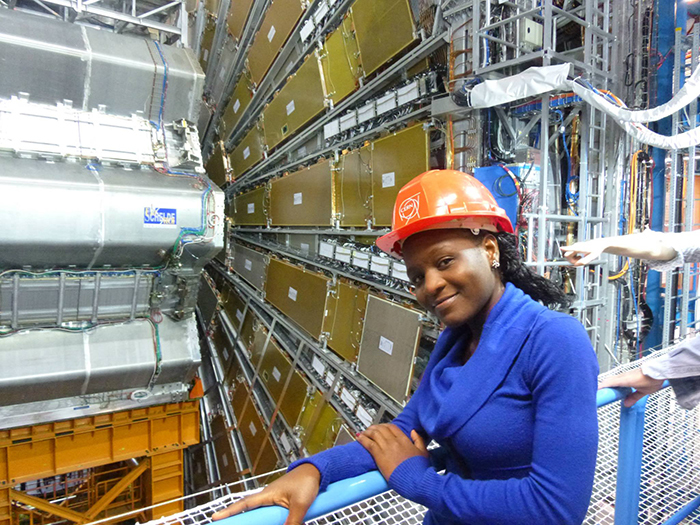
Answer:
599;368;665;407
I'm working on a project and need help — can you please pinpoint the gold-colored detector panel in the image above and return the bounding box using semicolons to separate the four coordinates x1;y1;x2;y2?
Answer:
211;414;238;482
323;281;368;363
278;368;311;428
351;0;416;76
264;258;329;339
247;0;305;86
199;17;216;70
231;185;267;226
220;73;253;140
304;401;342;455
258;339;291;403
230;381;250;422
253;436;279;475
269;159;333;226
320;17;360;105
371;124;429;226
249;324;268;369
221;282;246;329
357;295;421;403
238;402;266;468
232;243;268;291
263;53;326;150
334;146;372;227
230;123;265;177
227;0;254;41
205;141;230;187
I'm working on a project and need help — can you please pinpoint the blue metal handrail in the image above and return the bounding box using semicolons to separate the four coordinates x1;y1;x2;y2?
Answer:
220;385;697;525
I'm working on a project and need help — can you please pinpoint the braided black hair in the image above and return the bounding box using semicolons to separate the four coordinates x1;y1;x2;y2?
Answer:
494;232;570;310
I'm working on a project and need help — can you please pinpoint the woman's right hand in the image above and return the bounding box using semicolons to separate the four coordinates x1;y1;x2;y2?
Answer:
211;463;321;525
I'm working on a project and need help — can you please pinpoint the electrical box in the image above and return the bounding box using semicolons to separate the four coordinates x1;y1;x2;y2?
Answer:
519;18;543;50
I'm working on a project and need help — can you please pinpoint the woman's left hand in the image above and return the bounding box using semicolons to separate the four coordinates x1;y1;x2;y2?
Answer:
357;424;429;479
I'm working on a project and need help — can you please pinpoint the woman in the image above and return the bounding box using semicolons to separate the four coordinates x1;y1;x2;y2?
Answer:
214;170;599;525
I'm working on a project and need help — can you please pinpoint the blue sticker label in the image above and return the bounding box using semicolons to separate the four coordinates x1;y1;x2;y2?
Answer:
144;207;177;228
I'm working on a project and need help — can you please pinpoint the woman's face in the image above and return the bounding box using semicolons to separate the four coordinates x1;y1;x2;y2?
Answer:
403;230;503;329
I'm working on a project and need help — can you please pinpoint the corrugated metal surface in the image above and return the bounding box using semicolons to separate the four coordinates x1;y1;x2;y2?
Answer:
227;0;255;41
231;185;268;226
351;0;416;76
230;123;266;176
0;315;200;406
323;281;368;363
231;243;268;291
357;296;421;402
247;0;305;86
334;147;372;227
270;159;333;226
263;53;326;150
371;124;429;226
0;9;204;122
220;72;253;139
264;258;329;339
320;18;360;105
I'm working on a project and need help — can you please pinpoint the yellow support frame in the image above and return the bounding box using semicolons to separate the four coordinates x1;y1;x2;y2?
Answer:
0;401;199;525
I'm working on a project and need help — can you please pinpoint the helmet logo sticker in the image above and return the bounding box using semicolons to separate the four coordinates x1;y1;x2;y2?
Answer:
398;193;421;222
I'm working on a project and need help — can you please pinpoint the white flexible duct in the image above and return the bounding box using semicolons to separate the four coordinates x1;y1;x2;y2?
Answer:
467;64;572;107
567;62;700;123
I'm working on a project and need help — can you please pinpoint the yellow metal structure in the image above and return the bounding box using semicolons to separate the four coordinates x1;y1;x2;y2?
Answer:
297;394;343;455
269;159;334;226
320;17;361;105
247;0;305;86
1;402;198;525
351;0;416;76
146;449;185;518
263;53;326;150
264;258;330;339
370;124;429;226
220;73;253;140
323;281;368;363
231;185;268;226
230;122;266;177
226;0;254;41
334;146;372;227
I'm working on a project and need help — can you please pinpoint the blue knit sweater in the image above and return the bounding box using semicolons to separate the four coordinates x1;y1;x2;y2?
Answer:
291;283;599;524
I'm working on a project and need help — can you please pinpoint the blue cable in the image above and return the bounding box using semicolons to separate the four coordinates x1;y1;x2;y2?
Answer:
153;40;168;131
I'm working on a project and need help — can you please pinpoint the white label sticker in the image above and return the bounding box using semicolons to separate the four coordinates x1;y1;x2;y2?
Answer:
300;242;310;254
297;145;307;157
249;421;257;436
280;432;292;453
272;366;282;382
267;24;276;42
379;336;394;356
381;172;396;188
203;48;209;61
371;255;390;275
325;371;335;387
356;405;373;428
341;387;356;409
245;259;252;271
319;242;335;258
293;192;303;205
247;202;255;214
233;99;241;113
300;19;314;41
236;309;244;323
286;100;296;115
243;146;251;159
288;286;298;301
312;355;326;377
219;68;226;81
223;348;230;360
222;453;229;467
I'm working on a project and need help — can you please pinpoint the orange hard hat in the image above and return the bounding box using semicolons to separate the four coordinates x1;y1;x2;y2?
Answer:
376;169;514;258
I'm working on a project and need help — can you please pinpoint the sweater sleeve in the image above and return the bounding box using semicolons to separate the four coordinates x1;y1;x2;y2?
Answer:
287;384;427;492
388;316;599;525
